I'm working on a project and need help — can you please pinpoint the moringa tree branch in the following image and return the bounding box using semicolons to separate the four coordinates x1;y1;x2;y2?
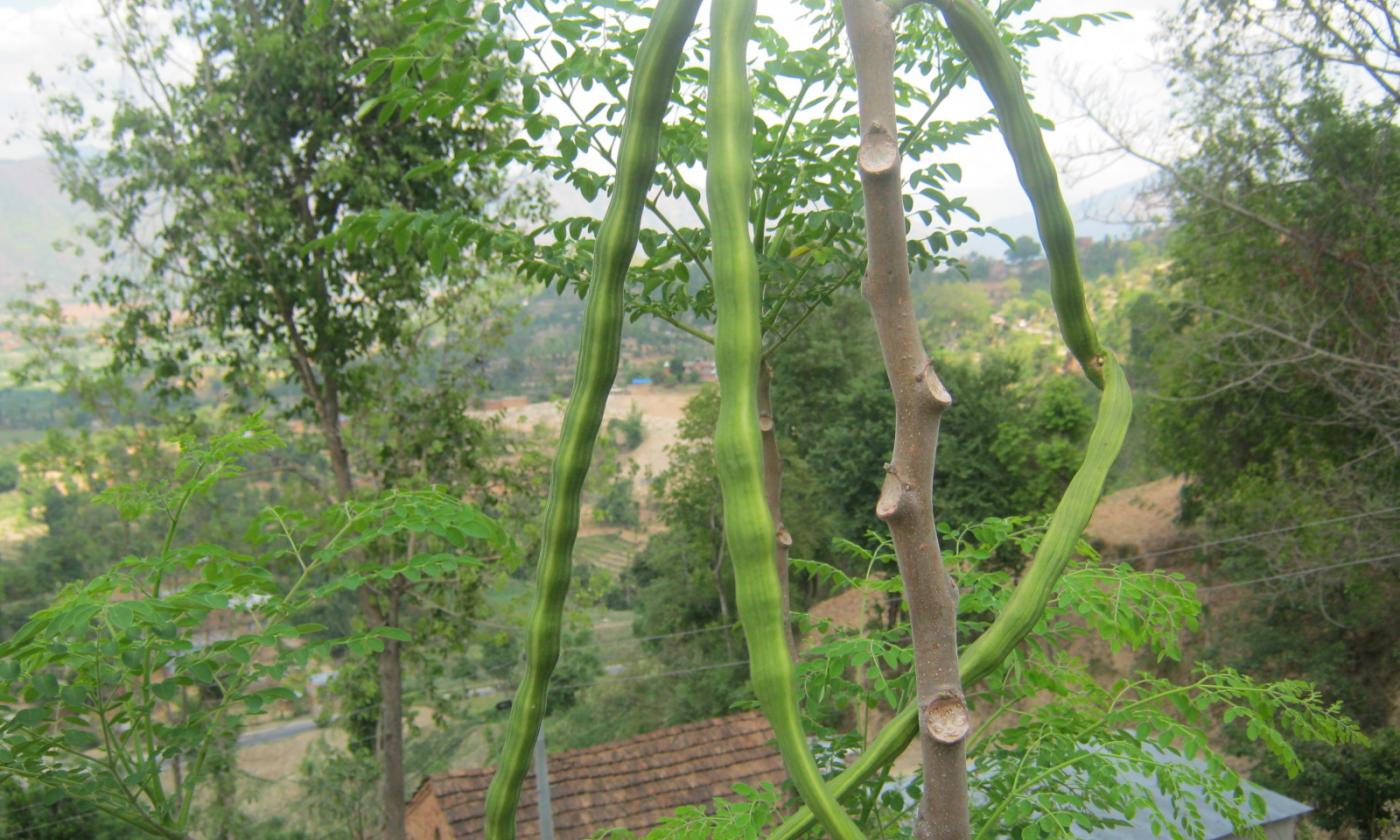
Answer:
841;0;971;838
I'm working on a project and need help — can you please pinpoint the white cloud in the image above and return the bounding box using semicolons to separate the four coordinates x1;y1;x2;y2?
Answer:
922;0;1180;222
2;0;1182;232
0;0;114;158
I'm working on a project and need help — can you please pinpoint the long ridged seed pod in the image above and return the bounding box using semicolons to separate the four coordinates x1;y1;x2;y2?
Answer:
706;0;864;836
930;0;1107;388
482;0;703;835
770;355;1132;840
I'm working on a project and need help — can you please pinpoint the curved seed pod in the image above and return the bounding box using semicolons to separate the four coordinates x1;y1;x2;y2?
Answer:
706;0;864;836
933;0;1106;388
482;0;702;834
960;355;1130;665
771;355;1132;840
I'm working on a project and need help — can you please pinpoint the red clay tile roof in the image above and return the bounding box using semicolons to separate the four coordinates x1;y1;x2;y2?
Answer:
408;710;786;839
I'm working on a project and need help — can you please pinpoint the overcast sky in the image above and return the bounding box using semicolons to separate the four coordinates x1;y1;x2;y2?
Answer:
0;0;1183;222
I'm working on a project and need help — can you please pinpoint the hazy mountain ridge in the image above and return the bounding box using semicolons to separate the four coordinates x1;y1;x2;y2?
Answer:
960;177;1156;256
0;153;1154;302
0;156;99;302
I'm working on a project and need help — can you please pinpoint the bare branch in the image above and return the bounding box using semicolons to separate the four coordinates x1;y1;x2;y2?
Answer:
841;1;970;837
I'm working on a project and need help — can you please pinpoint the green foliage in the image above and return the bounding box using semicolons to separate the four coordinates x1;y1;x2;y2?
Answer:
616;386;748;723
768;295;891;559
0;777;130;839
0;420;332;639
1257;726;1400;839
608;406;647;453
988;374;1094;516
35;0;519;420
0;418;505;838
608;782;783;839
937;356;1092;530
1004;234;1042;265
917;280;995;350
1190;465;1400;730
344;0;1120;347
1143;4;1400;736
778;519;1362;839
969;662;1360;840
1149;95;1400;501
771;299;1097;565
586;436;643;529
297;739;384;840
594;477;641;528
0;460;17;493
327;656;383;757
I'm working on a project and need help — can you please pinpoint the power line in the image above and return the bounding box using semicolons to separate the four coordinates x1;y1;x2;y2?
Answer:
1110;505;1400;565
335;659;751;724
551;659;747;692
0;806;114;839
1084;504;1400;595
18;536;1397;840
611;622;740;646
212;619;741;739
352;508;1400;710
461;616;739;648
1197;550;1400;593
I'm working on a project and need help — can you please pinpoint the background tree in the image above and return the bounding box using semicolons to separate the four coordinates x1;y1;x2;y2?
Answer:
31;0;523;833
1088;1;1400;832
771;295;1094;574
1004;234;1043;266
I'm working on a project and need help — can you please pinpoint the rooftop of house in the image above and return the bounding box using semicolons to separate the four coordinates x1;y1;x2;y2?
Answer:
406;709;786;839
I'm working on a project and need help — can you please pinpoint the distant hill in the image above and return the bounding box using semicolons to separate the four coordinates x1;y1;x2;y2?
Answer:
958;177;1160;257
0;154;1160;303
0;156;95;302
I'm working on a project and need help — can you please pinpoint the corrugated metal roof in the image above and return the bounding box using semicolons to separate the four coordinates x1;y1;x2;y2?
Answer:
1075;752;1310;839
960;742;1313;839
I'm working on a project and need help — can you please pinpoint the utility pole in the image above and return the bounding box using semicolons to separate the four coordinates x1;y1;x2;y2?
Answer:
533;729;555;840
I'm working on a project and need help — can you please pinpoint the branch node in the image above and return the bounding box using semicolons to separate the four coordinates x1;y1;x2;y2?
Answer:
875;470;912;521
921;360;952;408
921;692;970;744
858;123;899;179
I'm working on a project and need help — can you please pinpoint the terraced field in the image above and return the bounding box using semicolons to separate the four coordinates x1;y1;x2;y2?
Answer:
571;532;638;573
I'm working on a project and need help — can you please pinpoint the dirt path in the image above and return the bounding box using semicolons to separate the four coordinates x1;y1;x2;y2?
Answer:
1085;475;1186;562
475;385;703;571
482;384;700;484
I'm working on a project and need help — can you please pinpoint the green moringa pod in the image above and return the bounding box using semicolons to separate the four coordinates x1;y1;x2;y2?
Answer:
482;0;702;835
770;355;1132;840
706;0;864;836
934;0;1107;388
